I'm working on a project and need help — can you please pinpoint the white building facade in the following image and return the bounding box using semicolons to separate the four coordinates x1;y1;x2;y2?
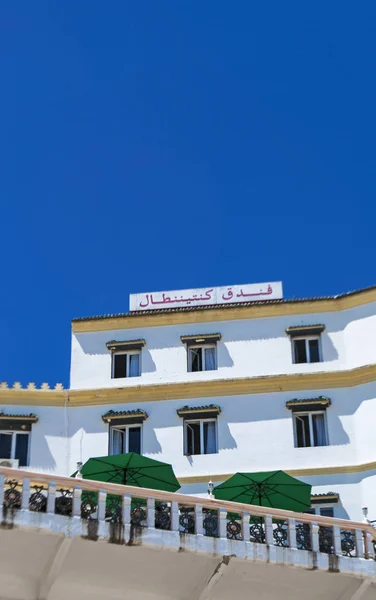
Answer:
1;283;376;523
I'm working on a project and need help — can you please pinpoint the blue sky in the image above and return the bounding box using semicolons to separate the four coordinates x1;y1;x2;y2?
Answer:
1;2;375;387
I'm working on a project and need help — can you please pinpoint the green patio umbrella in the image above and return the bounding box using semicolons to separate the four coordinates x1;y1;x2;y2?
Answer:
74;452;180;493
213;470;311;512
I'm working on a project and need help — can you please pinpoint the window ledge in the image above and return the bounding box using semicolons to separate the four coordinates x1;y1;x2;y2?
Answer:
177;404;221;420
180;333;221;346
286;396;331;411
102;409;148;425
106;339;146;351
311;492;339;504
0;413;38;431
286;324;325;337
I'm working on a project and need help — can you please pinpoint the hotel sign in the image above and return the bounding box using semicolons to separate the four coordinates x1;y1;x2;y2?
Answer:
130;281;283;311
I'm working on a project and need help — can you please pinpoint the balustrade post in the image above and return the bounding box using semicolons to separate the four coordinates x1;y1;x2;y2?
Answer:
123;493;131;544
364;531;375;559
333;525;342;556
47;482;56;514
219;508;227;539
311;522;320;553
0;474;4;520
147;498;155;529
195;504;203;536
242;511;250;542
355;528;364;558
21;478;30;511
123;493;131;525
265;515;274;545
171;501;179;532
97;490;107;521
288;518;297;549
72;485;82;517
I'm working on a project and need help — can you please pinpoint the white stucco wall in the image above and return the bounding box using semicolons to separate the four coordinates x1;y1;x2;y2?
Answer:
70;302;376;390
7;380;373;522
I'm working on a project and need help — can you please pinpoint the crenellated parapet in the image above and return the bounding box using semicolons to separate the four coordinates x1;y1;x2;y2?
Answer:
0;382;64;390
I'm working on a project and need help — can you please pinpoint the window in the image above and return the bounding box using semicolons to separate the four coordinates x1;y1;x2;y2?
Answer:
292;337;321;364
110;425;141;455
184;419;217;455
0;431;29;466
304;507;334;517
293;412;328;447
188;345;217;372
112;351;140;379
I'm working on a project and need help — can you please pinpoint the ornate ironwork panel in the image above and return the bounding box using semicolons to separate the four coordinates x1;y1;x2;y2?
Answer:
319;526;334;554
227;519;242;540
131;500;147;527
29;485;47;512
249;517;266;544
81;491;98;520
341;530;356;557
55;488;73;516
273;519;289;547
3;480;21;510
155;502;171;530
295;523;312;551
105;495;123;524
203;509;218;538
179;507;195;534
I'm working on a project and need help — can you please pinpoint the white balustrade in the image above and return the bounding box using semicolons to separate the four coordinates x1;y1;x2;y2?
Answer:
72;486;82;517
265;514;274;545
147;497;155;528
242;511;250;542
47;482;56;514
171;501;179;532
195;504;203;536
21;477;30;511
288;518;297;549
97;490;107;522
0;466;374;574
219;508;227;539
311;523;320;552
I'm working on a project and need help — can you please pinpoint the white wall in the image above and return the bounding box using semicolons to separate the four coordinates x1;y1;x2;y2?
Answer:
70;302;376;390
2;380;375;522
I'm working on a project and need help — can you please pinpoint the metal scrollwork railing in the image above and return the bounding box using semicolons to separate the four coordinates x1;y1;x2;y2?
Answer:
203;509;218;538
29;485;47;512
273;519;289;547
226;516;243;540
55;488;73;516
341;530;356;557
155;502;171;530
319;526;334;554
249;517;266;544
105;494;123;524
81;491;98;520
296;523;312;551
179;507;195;534
130;500;147;527
3;479;21;510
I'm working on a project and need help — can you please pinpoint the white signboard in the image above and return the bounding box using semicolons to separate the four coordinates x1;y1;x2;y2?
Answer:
130;281;283;311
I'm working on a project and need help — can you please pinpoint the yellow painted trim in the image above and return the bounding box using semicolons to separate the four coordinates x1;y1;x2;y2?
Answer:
72;288;376;332
1;364;376;407
67;363;376;407
0;390;66;407
177;461;376;485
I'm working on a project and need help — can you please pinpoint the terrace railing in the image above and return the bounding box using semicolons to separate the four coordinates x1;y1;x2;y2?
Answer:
1;466;375;569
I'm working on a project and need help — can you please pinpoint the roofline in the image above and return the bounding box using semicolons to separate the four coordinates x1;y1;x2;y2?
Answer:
71;284;376;332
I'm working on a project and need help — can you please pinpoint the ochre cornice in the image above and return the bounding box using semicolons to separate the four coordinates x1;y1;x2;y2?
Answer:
0;389;67;407
1;363;376;407
67;363;376;406
71;287;376;332
177;461;376;484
